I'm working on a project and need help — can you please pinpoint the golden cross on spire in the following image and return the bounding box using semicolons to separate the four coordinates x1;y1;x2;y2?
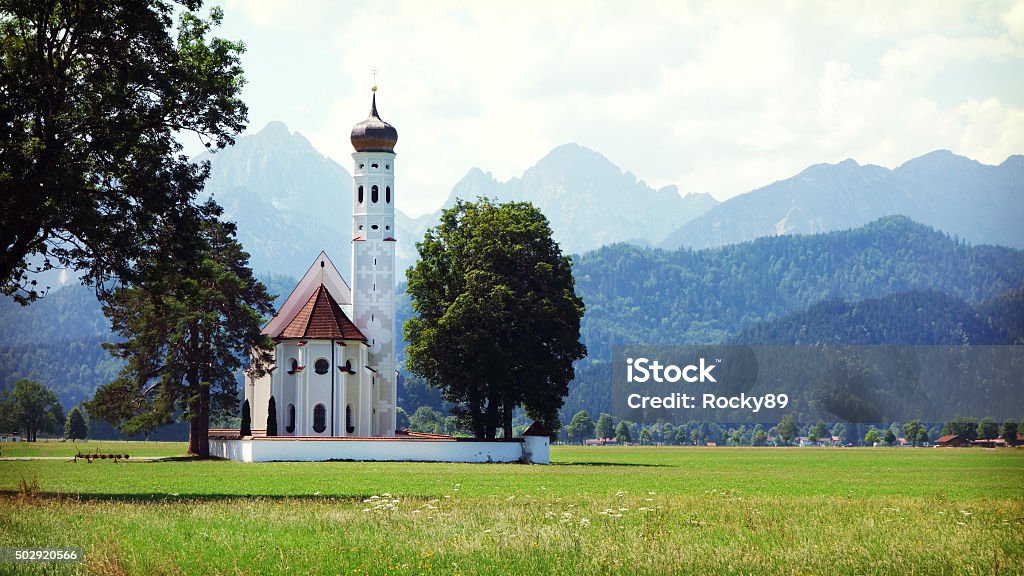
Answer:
371;67;378;92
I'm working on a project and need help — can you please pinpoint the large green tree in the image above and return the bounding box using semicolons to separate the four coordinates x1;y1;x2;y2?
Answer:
595;412;614;440
777;413;798;445
404;198;586;439
615;420;632;444
976;417;999;440
88;201;273;456
942;416;979;441
565;410;594;445
0;0;246;304
1001;420;1018;445
64;405;88;440
0;378;64;440
903;420;924;447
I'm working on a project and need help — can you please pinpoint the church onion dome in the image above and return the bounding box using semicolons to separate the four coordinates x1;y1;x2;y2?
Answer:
350;91;398;153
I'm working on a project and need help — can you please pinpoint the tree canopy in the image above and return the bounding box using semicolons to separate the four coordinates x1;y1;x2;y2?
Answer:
88;201;273;456
0;378;64;440
404;198;586;439
565;410;594;445
1;0;247;304
64;405;87;440
595;412;614;440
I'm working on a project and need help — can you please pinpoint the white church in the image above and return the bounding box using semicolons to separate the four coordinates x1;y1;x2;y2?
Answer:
209;90;550;463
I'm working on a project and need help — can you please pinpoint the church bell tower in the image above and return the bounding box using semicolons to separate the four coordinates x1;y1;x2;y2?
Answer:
349;88;398;436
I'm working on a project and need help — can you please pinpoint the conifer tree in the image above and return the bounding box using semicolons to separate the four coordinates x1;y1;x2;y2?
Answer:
64;407;88;441
89;201;273;457
266;396;278;436
240;400;252;437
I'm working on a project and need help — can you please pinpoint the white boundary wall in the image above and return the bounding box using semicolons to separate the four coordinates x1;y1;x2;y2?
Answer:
209;437;549;464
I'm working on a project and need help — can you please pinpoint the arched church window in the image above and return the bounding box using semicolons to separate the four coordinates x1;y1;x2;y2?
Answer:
371;185;379;203
385;164;390;170
345;360;353;373
313;404;327;433
346;404;354;434
358;185;364;204
314;358;329;375
287;358;298;375
386;186;391;204
286;403;295;433
371;163;379;169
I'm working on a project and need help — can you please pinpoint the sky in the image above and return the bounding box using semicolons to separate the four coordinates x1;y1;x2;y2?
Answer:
196;0;1024;217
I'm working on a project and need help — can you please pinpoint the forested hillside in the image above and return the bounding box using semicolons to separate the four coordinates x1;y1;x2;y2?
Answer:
574;216;1024;360
733;290;1009;345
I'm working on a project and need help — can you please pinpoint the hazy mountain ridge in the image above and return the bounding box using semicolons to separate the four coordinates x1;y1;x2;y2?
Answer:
415;144;719;256
661;151;1024;250
197;121;424;279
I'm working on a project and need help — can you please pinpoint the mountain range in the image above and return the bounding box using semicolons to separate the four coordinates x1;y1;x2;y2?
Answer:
660;151;1024;250
192;122;1024;281
4;119;1023;427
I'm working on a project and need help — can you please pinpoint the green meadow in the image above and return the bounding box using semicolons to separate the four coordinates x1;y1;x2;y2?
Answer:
0;440;187;459
1;446;1021;575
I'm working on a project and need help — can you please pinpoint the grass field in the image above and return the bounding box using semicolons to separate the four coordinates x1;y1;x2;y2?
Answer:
1;446;1022;574
0;440;187;458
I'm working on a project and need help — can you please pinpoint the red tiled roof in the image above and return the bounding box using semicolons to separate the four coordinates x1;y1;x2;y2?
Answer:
276;284;366;341
523;422;552;437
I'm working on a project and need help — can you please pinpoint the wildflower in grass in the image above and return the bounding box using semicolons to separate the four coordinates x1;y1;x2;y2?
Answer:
580;518;590;527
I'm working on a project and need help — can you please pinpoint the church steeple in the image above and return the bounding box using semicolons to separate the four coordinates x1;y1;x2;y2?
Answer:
349;88;398;436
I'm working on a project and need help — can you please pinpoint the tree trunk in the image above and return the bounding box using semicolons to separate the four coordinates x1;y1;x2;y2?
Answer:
484;400;499;440
188;382;210;457
467;386;485;439
186;327;210;458
502;393;513;441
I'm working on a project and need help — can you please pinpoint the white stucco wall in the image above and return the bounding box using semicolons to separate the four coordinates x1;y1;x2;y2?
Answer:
209;438;549;464
522;435;551;464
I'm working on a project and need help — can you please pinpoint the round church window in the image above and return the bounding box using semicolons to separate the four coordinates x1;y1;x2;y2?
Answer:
314;358;329;375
